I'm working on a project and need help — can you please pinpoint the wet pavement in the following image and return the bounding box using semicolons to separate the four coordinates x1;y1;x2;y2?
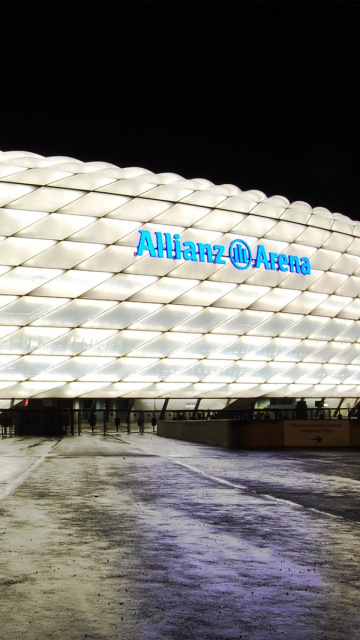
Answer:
0;432;360;640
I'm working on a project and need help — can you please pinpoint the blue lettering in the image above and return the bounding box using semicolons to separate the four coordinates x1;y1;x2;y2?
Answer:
213;245;226;264
277;254;289;271
288;255;301;273
136;231;311;275
254;245;270;269
300;257;311;275
155;231;164;257
183;241;197;261
198;243;213;263
269;252;278;270
136;230;156;257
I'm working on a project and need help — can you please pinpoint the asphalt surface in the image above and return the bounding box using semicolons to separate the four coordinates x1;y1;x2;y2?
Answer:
0;431;360;640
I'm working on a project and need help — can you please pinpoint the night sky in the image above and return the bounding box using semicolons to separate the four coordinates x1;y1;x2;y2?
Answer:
2;1;360;220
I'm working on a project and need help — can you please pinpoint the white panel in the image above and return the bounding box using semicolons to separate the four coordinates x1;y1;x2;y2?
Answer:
7;187;83;212
32;356;115;381
335;277;360;298
297;364;341;383
40;382;109;398
309;272;348;294
340;367;360;384
24;241;105;269
82;274;158;300
0;327;69;354
346;237;360;256
31;299;116;327
59;191;132;217
50;173;118;191
311;295;352;317
250;288;301;312
335;323;360;342
244;268;290;287
230;215;277;237
82;302;162;329
5;167;72;185
321;365;355;384
273;340;327;362
281;315;330;338
16;213;96;240
193;209;243;231
32;329;117;355
330;253;360;275
79;357;159;382
106;198;172;222
69;218;141;243
303;342;350;363
154;203;212;227
310;318;354;340
329;344;360;364
174;308;239;333
203;360;262;382
130;305;202;331
0;296;68;325
0;381;64;398
164;360;230;382
0;267;63;295
174;281;236;306
124;359;197;382
214;284;270;309
33;271;113;298
0;355;69;380
268;363;321;383
237;362;294;383
82;330;162;356
248;313;302;337
164;258;227;280
322;232;353;252
130;277;200;304
309;248;341;271
264;220;305;242
124;253;183;277
211;310;272;334
337;299;360;319
207;336;270;360
77;246;141;272
0;183;36;206
247;338;300;361
294;227;331;247
0;208;47;235
168;334;237;359
129;332;201;358
282;292;328;314
278;270;324;291
0;236;54;265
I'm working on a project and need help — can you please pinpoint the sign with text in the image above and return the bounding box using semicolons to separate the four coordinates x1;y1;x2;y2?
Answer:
284;420;350;447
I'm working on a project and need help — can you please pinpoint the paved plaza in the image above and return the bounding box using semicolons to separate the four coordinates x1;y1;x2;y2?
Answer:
0;432;360;639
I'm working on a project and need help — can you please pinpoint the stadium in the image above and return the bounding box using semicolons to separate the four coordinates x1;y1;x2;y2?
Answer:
1;150;360;446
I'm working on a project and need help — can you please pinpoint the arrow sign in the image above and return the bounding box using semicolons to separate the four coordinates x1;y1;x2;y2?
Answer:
311;436;323;443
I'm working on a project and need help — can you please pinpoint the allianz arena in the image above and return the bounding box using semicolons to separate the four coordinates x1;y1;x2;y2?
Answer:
1;149;360;430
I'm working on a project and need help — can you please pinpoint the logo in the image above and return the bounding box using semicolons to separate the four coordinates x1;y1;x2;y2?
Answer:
229;239;252;270
135;230;311;275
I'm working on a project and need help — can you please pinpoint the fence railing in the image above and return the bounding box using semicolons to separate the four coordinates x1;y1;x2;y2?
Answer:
1;405;358;438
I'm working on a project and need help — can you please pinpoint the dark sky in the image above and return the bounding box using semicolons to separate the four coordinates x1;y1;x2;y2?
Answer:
2;1;360;220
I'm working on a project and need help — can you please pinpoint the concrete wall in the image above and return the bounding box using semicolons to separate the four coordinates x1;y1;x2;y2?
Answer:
157;418;360;449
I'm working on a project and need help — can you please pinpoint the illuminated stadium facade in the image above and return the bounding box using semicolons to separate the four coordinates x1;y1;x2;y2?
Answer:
1;149;360;433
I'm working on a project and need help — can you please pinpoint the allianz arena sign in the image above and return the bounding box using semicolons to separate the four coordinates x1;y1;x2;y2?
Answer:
0;149;360;406
136;230;312;274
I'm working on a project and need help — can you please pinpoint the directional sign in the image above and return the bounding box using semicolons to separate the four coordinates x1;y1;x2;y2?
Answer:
284;420;350;447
